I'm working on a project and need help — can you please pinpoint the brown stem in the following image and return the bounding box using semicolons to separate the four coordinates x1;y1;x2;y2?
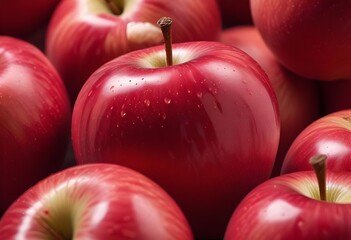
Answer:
105;0;123;15
309;154;327;201
157;17;173;66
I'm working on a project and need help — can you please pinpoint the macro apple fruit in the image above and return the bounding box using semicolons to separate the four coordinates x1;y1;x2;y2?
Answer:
281;110;351;175
46;0;222;103
224;155;351;239
71;18;280;239
250;0;351;80
0;0;60;37
220;26;321;176
0;36;71;215
216;0;252;27
0;163;194;239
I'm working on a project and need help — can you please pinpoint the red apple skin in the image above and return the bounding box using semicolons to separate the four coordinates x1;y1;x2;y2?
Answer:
0;0;60;37
281;110;351;175
46;0;222;103
0;36;71;215
71;41;280;238
320;79;351;115
216;0;253;27
220;26;321;177
250;0;351;80
224;171;351;239
0;164;194;239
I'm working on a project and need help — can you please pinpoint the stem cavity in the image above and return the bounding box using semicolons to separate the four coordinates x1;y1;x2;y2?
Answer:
309;154;327;201
157;17;173;66
105;0;123;15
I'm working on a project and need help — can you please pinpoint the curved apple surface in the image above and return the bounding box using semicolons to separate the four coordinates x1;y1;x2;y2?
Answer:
0;164;193;239
220;26;321;176
251;0;351;80
0;36;71;215
46;0;222;102
281;110;351;175
71;41;280;238
0;0;60;37
224;170;351;239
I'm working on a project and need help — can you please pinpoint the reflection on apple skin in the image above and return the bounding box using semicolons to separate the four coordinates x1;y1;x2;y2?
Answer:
72;41;280;239
224;171;351;240
0;164;193;240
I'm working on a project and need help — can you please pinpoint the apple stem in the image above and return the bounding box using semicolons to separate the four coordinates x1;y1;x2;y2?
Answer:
157;17;173;66
309;154;327;201
105;0;122;15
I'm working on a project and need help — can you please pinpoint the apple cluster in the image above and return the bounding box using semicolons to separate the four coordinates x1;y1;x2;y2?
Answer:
1;0;351;239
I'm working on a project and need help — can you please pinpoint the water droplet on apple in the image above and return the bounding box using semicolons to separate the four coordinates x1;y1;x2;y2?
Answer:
197;92;203;98
120;111;126;117
110;106;114;110
162;113;167;120
144;99;151;107
164;97;171;104
297;220;304;228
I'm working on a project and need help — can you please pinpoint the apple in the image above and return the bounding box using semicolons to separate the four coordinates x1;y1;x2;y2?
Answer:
71;18;280;239
220;26;321;177
281;109;351;175
216;0;253;27
0;36;71;215
250;0;351;80
320;79;351;115
224;155;351;239
46;0;222;103
0;163;194;239
0;0;60;37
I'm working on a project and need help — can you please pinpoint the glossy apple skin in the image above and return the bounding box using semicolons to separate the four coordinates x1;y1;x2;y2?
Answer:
224;171;351;239
46;0;222;103
250;0;351;80
0;0;60;37
71;41;280;238
216;0;252;27
0;164;193;239
0;36;71;215
281;110;351;174
220;26;321;176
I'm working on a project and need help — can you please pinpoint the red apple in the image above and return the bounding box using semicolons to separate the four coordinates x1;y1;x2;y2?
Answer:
0;0;60;37
0;163;193;239
250;0;351;80
71;35;280;238
320;79;351;115
281;110;351;175
224;157;351;239
0;36;71;215
46;0;222;103
220;26;321;176
216;0;253;27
